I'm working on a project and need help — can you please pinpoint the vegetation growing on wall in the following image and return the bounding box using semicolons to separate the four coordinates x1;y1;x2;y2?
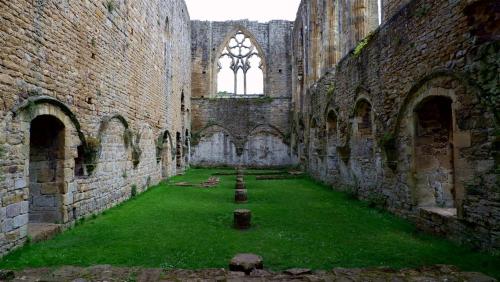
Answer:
84;137;101;174
327;84;335;97
190;131;201;146
131;133;142;169
465;41;500;123
24;100;37;119
105;0;117;13
353;32;376;58
156;135;164;163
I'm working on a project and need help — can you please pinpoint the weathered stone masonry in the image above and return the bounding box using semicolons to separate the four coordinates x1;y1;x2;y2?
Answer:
190;20;298;167
0;0;191;255
292;0;499;250
0;0;498;260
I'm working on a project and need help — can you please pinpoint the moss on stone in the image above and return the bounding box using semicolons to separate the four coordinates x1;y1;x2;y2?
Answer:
465;41;500;123
131;133;142;169
353;32;375;58
84;137;101;175
327;84;335;97
106;0;117;13
190;131;201;146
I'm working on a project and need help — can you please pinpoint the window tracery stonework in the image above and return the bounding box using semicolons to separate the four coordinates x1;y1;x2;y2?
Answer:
217;31;264;96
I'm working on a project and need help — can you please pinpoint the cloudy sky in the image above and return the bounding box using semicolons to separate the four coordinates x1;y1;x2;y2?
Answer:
184;0;302;22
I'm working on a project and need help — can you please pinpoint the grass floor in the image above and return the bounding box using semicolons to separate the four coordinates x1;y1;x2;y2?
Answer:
1;168;499;278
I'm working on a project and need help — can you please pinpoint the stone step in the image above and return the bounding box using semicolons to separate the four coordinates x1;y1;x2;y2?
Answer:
28;223;62;243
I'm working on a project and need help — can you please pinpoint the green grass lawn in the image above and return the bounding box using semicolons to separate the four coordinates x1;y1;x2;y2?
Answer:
1;168;499;278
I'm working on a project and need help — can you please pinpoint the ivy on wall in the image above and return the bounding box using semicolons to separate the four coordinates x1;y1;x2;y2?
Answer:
465;41;500;123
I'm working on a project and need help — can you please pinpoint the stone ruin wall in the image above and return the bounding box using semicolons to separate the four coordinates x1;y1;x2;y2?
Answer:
190;20;298;168
292;0;499;250
0;0;191;255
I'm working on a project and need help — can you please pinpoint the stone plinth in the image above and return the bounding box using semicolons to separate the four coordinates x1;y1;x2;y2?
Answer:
233;209;251;230
235;189;248;203
235;181;246;190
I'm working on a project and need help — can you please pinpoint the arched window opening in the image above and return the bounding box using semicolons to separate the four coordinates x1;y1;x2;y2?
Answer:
327;110;337;138
355;100;373;138
414;96;456;210
217;31;264;96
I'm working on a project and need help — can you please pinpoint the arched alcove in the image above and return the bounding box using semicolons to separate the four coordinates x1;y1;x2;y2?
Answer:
176;132;182;172
349;98;378;194
354;99;374;138
160;130;175;178
413;96;455;209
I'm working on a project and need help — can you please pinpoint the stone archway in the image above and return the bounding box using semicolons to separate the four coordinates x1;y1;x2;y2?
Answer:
28;115;66;224
14;99;82;239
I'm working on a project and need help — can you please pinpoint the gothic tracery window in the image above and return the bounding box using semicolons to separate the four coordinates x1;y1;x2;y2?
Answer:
217;31;264;96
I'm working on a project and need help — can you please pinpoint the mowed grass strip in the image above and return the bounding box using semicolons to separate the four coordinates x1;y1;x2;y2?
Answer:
1;169;499;278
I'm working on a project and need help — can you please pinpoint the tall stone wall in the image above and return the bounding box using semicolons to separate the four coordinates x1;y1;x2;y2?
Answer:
291;0;380;114
191;20;293;99
191;98;295;167
190;20;297;168
0;0;191;255
292;0;499;250
382;0;411;22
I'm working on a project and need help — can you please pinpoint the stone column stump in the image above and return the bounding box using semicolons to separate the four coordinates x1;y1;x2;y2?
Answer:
235;182;246;190
235;189;248;203
235;179;246;189
229;253;263;274
234;209;251;230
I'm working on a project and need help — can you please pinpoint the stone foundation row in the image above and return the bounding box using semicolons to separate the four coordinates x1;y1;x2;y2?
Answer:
1;264;495;282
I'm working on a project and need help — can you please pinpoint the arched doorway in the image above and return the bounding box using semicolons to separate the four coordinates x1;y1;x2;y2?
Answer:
29;115;65;224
